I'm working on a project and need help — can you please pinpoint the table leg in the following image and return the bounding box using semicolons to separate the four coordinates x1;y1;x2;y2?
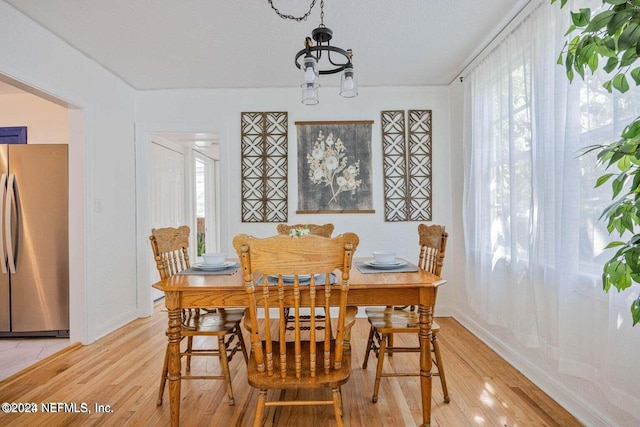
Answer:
166;292;182;427
418;304;433;427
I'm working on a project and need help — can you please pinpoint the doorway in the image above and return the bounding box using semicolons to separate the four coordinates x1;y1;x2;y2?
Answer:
195;153;220;256
148;132;220;302
0;77;80;362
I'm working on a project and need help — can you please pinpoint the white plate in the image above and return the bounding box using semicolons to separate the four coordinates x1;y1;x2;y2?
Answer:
364;260;407;269
193;261;236;271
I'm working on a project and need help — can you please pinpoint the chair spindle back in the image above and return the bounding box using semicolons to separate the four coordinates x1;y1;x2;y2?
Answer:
233;233;359;379
150;226;191;280
417;224;448;276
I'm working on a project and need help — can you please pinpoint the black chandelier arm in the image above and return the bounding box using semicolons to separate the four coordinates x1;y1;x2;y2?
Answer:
327;49;347;68
295;45;352;75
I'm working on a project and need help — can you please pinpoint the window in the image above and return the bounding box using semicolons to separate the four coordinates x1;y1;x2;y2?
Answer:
194;153;219;255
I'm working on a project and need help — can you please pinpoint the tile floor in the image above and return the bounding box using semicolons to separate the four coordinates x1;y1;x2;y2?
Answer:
0;337;70;381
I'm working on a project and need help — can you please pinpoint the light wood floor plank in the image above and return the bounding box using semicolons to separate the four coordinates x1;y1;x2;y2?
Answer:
0;303;581;426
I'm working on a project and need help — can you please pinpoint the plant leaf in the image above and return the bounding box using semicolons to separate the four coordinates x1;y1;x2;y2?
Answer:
571;9;591;27
632;67;640;85
605;0;631;5
596;173;615;187
604;56;619;72
608;9;634;35
632;297;640;326
620;46;639;67
612;73;630;92
586;10;615;32
618;21;640;51
618;154;632;171
622;119;640;138
588;53;599;72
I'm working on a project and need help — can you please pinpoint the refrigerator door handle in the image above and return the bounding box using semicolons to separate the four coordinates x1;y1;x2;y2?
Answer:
0;173;6;274
5;173;16;274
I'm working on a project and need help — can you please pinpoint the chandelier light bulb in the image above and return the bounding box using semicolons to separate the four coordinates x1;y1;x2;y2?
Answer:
343;76;354;91
304;66;316;83
301;55;319;89
339;65;358;98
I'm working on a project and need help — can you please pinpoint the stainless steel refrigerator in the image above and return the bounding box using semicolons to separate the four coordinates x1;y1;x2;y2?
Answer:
0;144;69;337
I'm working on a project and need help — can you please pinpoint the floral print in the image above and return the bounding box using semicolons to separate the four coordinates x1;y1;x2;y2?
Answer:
306;131;361;204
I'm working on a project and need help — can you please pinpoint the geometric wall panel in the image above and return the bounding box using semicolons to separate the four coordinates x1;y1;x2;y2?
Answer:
241;112;288;222
381;110;432;222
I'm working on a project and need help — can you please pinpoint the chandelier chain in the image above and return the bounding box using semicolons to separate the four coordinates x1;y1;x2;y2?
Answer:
267;0;318;22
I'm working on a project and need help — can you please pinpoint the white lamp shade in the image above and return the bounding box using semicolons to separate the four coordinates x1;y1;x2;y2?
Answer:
302;55;320;89
340;66;358;98
302;83;319;105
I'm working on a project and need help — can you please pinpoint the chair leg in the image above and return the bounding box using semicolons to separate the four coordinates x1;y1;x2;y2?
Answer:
254;389;267;427
217;335;235;406
431;332;450;403
186;336;194;371
362;325;375;369
156;344;170;406
387;333;394;362
236;324;249;364
332;387;344;427
372;333;387;403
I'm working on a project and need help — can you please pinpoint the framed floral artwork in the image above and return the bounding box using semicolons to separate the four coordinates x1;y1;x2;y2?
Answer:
295;120;374;213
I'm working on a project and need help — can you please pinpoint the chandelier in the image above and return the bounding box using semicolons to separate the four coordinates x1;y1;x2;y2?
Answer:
268;0;358;105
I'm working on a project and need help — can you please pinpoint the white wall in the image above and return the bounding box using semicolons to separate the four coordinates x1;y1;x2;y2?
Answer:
0;92;69;143
135;85;457;316
0;2;137;344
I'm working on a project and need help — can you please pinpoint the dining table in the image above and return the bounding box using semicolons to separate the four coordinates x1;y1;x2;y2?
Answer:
152;257;446;427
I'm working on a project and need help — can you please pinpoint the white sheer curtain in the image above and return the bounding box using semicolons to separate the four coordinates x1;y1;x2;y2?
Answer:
462;1;640;424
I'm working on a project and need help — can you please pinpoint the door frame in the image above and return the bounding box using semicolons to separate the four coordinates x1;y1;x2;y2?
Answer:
135;123;225;318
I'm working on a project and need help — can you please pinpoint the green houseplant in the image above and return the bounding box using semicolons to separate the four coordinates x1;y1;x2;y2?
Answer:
554;0;640;324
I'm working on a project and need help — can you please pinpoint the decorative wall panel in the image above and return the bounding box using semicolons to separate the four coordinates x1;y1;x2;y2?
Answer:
381;110;432;222
241;112;288;222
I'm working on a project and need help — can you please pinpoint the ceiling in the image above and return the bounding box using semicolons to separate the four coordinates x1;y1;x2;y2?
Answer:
3;0;530;91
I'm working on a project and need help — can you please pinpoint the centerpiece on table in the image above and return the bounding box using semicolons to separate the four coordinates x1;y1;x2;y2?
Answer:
289;226;311;238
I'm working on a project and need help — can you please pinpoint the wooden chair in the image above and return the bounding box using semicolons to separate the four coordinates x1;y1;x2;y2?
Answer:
233;232;359;427
276;223;335;331
150;226;248;406
361;224;450;403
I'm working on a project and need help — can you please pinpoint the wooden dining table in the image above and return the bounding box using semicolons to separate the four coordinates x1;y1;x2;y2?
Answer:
152;257;446;427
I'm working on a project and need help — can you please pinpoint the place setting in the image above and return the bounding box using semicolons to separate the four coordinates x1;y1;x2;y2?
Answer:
179;252;240;275
356;251;419;274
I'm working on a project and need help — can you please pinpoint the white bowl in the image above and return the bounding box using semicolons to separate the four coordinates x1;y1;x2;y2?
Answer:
372;251;396;264
202;252;225;265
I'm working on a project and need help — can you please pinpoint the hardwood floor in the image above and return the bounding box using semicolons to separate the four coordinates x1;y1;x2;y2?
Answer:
0;303;581;426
